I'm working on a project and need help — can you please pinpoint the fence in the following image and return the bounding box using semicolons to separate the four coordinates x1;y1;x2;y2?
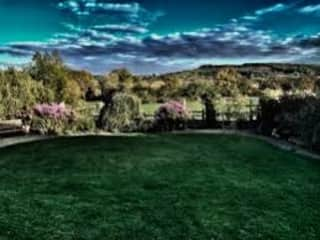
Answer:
142;97;260;130
144;110;205;121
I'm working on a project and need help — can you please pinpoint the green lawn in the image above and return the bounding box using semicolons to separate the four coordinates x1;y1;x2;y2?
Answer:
0;134;319;239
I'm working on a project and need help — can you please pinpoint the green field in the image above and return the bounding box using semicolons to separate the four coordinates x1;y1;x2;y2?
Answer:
142;101;203;115
0;134;319;239
80;101;203;117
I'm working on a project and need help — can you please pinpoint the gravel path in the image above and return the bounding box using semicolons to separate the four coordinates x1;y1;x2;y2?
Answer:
0;135;53;149
0;130;319;160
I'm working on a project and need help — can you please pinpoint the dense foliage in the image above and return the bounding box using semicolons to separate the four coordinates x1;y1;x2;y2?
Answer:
1;52;319;121
1;52;320;148
98;93;142;132
31;103;75;135
0;68;50;118
31;102;97;135
0;52;97;120
154;101;190;131
259;96;320;151
134;64;319;103
29;51;97;105
98;64;319;103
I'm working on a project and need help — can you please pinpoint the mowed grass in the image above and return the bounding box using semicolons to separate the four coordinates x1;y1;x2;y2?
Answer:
0;134;319;239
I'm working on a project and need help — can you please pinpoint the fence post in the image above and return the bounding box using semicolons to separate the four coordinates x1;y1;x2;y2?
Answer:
202;95;217;129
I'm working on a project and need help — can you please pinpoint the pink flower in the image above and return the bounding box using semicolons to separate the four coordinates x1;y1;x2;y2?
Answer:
155;100;190;120
34;103;72;119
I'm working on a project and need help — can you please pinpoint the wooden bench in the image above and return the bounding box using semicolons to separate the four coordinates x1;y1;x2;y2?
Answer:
0;120;25;138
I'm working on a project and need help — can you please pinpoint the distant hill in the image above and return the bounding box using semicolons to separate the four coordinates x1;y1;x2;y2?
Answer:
162;63;320;80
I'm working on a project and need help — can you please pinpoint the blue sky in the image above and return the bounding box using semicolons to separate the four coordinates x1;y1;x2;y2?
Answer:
0;0;320;74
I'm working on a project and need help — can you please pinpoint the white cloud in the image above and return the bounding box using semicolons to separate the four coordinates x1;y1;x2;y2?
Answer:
255;3;289;16
242;15;258;21
57;0;142;16
1;1;319;74
93;24;148;34
299;4;320;15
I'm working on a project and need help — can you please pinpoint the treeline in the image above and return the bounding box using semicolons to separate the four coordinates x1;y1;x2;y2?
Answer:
1;51;319;119
102;66;319;103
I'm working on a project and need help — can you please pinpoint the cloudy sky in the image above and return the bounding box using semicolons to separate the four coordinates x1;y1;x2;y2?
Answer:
0;0;319;74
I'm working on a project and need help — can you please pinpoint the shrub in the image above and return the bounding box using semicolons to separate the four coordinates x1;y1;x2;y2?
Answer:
32;102;98;135
32;103;75;135
258;99;281;136
284;97;320;149
33;103;72;119
258;96;320;151
98;93;142;132
154;100;190;131
72;103;97;132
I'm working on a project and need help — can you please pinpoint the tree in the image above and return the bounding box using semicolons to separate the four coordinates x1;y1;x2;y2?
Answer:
181;81;216;100
132;80;153;103
0;68;50;119
30;51;64;86
68;70;98;93
28;51;83;105
214;68;242;97
64;79;82;106
156;76;183;101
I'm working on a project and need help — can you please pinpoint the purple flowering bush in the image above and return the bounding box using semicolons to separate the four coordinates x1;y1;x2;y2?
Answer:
33;103;72;119
32;103;76;135
154;101;190;131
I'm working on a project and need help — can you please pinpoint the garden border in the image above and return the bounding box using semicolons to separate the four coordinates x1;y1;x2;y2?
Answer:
172;130;320;160
0;131;319;160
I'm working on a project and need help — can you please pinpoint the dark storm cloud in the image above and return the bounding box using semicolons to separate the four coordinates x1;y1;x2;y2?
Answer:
297;34;320;48
0;46;32;57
